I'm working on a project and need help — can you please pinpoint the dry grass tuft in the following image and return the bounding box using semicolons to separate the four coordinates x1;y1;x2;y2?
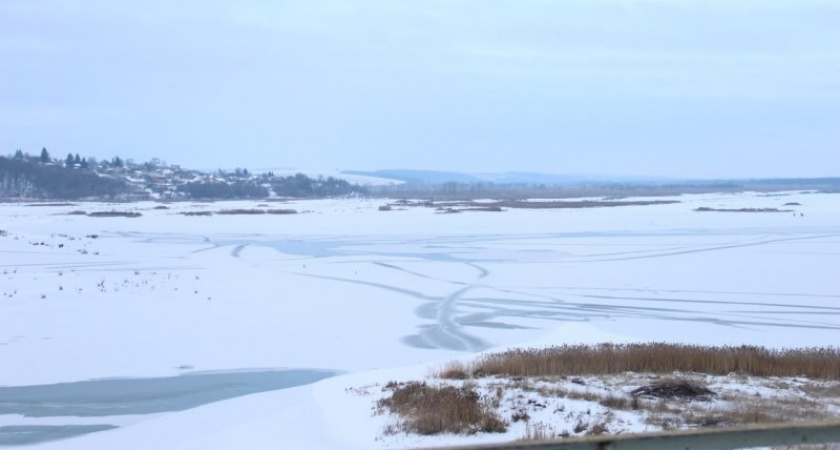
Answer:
464;343;840;379
599;394;631;409
87;211;142;218
213;208;297;215
644;393;831;430
437;361;472;380
377;381;507;435
520;422;558;441
217;209;267;215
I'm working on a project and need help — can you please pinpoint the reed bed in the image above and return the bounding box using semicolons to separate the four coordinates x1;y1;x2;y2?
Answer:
216;209;267;215
216;208;297;215
459;343;840;379
694;207;791;213
86;211;142;218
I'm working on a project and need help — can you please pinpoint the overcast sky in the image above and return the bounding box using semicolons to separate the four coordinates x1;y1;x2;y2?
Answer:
1;1;838;178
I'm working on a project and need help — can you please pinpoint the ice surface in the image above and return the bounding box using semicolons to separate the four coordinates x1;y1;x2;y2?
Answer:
1;192;838;448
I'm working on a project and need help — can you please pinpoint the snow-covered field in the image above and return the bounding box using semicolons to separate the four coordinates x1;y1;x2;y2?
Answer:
1;191;838;448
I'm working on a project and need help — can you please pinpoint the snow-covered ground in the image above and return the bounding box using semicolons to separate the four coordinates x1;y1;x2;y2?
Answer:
1;191;838;448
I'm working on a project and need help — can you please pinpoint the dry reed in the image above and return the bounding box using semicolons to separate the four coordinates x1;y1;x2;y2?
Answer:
456;343;840;380
87;211;142;218
215;208;297;215
377;381;506;435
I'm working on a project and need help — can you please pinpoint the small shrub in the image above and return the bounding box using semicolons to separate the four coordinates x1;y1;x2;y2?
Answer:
377;381;506;435
511;411;530;422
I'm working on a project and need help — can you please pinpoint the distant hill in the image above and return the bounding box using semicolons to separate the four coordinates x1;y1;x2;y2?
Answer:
342;169;482;185
341;169;673;185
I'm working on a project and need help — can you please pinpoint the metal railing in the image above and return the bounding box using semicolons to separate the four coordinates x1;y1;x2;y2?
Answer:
429;421;840;450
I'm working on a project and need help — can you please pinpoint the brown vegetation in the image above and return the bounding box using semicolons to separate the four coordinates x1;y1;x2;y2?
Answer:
217;209;268;215
465;200;677;209
460;206;504;212
389;199;679;212
180;208;299;216
438;361;471;380
86;211;142;218
371;345;840;440
447;343;840;380
25;203;78;207
639;391;834;430
377;381;507;435
216;208;297;215
695;207;792;213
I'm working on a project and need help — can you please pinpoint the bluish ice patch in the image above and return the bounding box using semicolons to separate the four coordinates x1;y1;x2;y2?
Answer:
0;369;340;418
0;425;118;446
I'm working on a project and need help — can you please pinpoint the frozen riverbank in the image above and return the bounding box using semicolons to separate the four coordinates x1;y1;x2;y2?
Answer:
0;368;337;445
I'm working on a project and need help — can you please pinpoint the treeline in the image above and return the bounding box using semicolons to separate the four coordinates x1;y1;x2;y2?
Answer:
178;181;268;199
269;173;358;198
178;174;360;199
0;157;130;199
